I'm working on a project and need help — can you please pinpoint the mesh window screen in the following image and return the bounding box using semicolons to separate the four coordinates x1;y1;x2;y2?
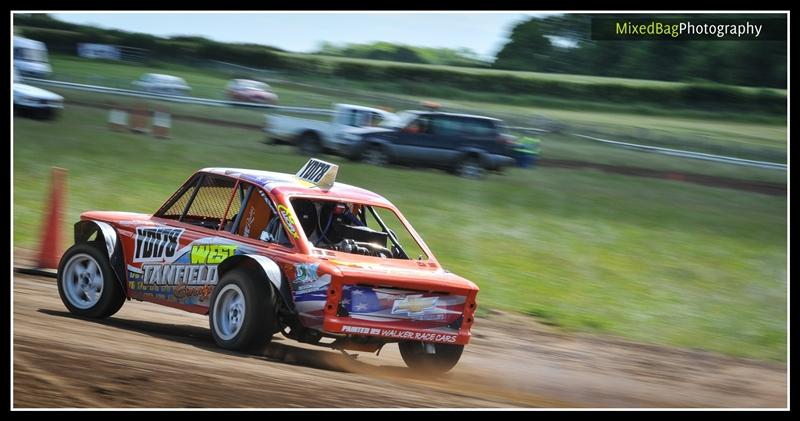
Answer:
185;175;237;225
160;175;200;218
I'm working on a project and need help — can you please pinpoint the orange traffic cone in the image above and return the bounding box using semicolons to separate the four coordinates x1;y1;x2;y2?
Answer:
36;167;67;269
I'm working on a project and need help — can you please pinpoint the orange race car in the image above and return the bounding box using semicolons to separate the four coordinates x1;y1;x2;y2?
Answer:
57;158;479;372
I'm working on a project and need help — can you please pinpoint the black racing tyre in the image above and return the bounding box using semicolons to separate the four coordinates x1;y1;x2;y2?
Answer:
209;268;278;353
57;242;126;318
362;143;389;166
298;132;322;155
398;341;464;373
456;155;485;179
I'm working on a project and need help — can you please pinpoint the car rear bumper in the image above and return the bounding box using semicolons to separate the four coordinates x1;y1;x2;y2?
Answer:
486;154;516;169
324;316;471;345
316;278;478;346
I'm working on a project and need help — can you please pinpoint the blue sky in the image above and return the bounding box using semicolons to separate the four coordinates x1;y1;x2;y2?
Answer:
52;12;541;59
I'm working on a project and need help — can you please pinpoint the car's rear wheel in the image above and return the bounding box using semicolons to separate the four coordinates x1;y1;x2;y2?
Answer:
398;341;464;373
456;155;485;179
209;268;278;353
298;132;322;156
57;243;126;318
362;144;389;166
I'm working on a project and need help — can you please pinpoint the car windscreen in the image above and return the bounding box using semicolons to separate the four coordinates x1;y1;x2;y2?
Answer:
159;76;186;85
289;198;429;260
381;111;417;129
239;80;266;90
15;47;48;63
460;118;497;137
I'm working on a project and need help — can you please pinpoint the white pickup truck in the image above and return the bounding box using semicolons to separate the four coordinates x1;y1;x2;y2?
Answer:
264;103;396;155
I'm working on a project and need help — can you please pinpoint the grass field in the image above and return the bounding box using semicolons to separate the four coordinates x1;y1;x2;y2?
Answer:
13;104;787;361
39;55;787;165
35;85;788;185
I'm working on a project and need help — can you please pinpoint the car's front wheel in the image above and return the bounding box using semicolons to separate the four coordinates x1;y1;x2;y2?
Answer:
298;132;322;156
456;155;485;179
209;269;278;353
57;243;126;318
398;341;464;373
362;144;389;166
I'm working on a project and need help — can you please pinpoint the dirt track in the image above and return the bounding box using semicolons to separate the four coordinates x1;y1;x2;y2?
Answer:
12;272;786;409
540;159;786;196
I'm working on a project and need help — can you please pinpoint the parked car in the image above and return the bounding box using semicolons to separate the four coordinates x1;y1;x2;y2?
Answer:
13;69;63;119
226;79;278;104
14;36;52;78
264;103;397;155
343;111;517;178
132;73;191;95
56;158;479;373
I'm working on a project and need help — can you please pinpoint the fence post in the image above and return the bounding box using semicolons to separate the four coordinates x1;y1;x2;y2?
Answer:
108;102;129;131
152;106;172;139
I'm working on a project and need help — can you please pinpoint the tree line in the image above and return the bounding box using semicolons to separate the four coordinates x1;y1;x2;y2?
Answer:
13;14;786;114
493;14;787;89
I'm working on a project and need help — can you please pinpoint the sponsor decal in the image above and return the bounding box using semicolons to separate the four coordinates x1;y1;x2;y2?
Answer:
136;244;236;286
241;174;271;186
142;264;218;285
341;326;371;334
173;283;213;300
277;204;300;239
133;227;184;263
292;262;331;293
128;281;173;298
127;264;143;274
242;206;256;238
340;326;457;343
130;238;249;305
391;295;440;316
190;244;237;264
341;286;461;322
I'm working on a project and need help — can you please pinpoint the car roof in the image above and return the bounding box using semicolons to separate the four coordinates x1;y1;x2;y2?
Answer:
146;73;185;81
335;103;392;114
403;110;501;122
200;167;392;206
14;36;47;50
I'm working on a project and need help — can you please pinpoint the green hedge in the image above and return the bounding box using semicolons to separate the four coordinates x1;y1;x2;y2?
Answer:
16;25;786;114
324;61;786;113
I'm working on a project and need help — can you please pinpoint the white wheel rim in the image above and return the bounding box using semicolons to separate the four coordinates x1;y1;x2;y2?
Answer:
62;253;104;310
461;160;482;178
365;148;386;165
213;284;246;341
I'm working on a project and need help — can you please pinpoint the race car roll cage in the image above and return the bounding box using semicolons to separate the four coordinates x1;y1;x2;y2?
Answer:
153;171;433;262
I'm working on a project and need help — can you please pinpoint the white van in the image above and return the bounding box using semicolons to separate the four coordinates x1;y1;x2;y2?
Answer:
14;36;52;78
